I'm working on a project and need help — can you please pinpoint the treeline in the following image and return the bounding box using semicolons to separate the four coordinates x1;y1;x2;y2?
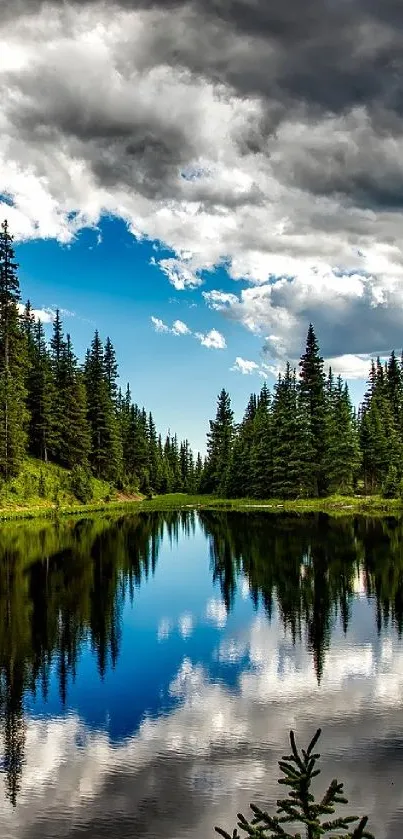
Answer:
3;216;403;501
202;324;403;499
0;220;202;498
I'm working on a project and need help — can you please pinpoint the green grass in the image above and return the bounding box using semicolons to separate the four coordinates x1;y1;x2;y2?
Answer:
0;465;402;522
127;492;403;516
0;457;117;519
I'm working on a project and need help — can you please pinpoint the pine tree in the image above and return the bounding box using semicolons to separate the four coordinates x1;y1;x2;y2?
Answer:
324;377;360;495
26;320;56;462
58;335;91;468
104;337;119;404
203;389;234;495
227;395;257;497
299;324;327;496
271;366;314;498
386;350;403;431
0;220;28;479
250;382;272;498
216;728;373;839
85;330;122;481
49;308;67;460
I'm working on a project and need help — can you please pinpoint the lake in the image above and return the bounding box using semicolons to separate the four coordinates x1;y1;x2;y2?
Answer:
0;510;403;838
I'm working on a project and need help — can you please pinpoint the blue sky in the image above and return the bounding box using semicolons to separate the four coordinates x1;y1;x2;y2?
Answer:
16;217;286;453
2;0;402;453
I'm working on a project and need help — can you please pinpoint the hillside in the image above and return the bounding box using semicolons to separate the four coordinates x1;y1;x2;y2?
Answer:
0;457;122;514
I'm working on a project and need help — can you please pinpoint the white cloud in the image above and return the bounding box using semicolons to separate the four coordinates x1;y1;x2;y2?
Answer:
178;612;194;639
2;617;403;839
205;597;227;628
172;319;191;336
151;315;170;333
231;357;261;375
151;316;226;349
157;617;172;641
324;354;378;380
157;258;203;290
151;315;191;336
195;329;226;350
3;2;403;363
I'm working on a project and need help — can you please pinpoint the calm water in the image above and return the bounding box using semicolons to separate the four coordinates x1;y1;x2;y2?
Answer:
1;510;403;838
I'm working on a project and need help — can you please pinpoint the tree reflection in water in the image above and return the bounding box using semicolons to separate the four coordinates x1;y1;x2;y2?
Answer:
1;509;403;806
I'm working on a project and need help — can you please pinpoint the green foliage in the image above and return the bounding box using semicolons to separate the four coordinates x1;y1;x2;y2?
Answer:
38;471;46;498
3;215;403;506
203;389;235;495
215;729;374;839
69;465;93;503
0;220;28;479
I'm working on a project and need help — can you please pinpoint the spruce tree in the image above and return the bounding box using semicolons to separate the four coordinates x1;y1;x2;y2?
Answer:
324;377;360;495
26;320;56;462
0;220;28;479
271;366;313;498
216;728;373;839
104;337;119;404
203;389;234;495
250;382;272;498
299;324;327;496
58;335;91;468
49;308;66;460
85;330;122;482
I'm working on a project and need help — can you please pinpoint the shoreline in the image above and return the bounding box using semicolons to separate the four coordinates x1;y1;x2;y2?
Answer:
0;492;402;522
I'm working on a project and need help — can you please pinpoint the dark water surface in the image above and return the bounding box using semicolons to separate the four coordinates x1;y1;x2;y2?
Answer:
1;510;403;838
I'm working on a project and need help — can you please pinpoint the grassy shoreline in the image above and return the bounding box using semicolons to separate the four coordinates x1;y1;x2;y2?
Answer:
0;492;402;521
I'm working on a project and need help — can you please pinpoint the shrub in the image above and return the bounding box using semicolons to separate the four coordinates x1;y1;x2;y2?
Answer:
215;728;374;839
382;464;399;499
70;465;93;504
38;472;46;498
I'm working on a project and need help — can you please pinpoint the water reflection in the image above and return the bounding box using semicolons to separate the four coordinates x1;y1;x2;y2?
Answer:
0;510;403;837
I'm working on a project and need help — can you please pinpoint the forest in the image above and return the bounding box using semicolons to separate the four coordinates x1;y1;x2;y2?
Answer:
0;217;402;503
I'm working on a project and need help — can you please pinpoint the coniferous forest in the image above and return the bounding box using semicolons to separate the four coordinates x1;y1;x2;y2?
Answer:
1;216;403;503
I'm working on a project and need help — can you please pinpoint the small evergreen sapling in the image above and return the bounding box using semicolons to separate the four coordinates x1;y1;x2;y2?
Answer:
215;729;374;839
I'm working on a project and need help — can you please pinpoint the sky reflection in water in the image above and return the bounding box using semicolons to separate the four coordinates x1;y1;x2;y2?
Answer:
0;510;403;838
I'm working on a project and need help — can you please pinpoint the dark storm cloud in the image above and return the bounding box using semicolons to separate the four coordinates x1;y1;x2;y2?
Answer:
7;0;403;118
4;0;403;216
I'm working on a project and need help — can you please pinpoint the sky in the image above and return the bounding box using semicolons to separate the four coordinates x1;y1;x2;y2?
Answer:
2;0;403;452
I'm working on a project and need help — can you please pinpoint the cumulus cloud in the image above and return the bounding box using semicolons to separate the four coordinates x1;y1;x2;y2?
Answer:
3;0;403;362
231;356;265;376
172;319;191;336
151;316;226;349
194;328;226;350
150;315;170;333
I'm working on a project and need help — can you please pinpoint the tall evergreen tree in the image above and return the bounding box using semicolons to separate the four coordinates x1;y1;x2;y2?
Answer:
298;324;327;496
58;335;91;468
26;320;56;462
104;337;119;404
324;377;360;494
85;330;122;481
0;220;28;479
202;389;234;495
